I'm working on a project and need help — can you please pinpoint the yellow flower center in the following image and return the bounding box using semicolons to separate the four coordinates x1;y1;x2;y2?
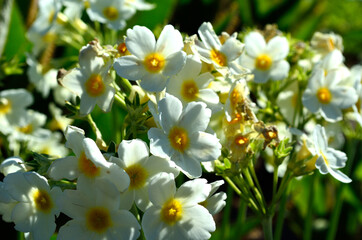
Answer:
255;54;272;71
181;80;199;101
0;98;11;115
210;49;227;67
103;6;119;21
161;198;183;225
84;1;90;9
86;207;113;233
124;164;148;190
144;53;165;73
230;88;240;108
85;74;105;97
78;151;100;178
168;127;189;153
18;124;33;134
316;87;332;104
33;189;53;213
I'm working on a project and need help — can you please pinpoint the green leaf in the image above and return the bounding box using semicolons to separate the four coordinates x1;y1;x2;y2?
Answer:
0;0;14;58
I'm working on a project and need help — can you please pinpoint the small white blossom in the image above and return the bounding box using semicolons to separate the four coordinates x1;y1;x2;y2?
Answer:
308;125;351;183
238;31;290;83
142;173;215;240
148;94;221;178
114;25;186;92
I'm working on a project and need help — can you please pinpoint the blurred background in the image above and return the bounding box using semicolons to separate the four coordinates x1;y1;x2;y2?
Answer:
0;0;361;239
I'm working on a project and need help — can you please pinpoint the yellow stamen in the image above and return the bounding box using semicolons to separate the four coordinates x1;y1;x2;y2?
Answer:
86;207;112;233
78;151;100;178
103;6;119;21
85;74;105;97
168;127;189;153
33;189;53;213
316;87;332;104
161;198;183;225
181;80;199;101
117;42;129;56
255;54;272;71
124;164;148;190
18;124;33;134
234;135;248;146
144;53;165;73
210;49;227;67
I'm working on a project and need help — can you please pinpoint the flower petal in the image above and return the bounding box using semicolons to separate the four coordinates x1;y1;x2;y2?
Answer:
126;25;156;59
244;32;265;58
162;51;187;77
113;55;147;81
179;101;211;132
156;25;184;57
266;36;289;61
148;173;176;206
176;178;210;206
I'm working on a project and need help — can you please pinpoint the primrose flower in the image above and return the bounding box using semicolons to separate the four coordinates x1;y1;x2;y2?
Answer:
114;24;186;92
3;171;62;240
199;180;226;215
26;55;58;98
311;32;343;55
58;179;140;240
109;139;179;211
60;43;115;116
0;157;27;176
166;55;220;111
308;125;351;183
302;68;358;122
48;125;130;192
142;173;215;240
238;31;290;83
87;0;134;30
148;94;221;178
194;22;245;75
0;89;33;134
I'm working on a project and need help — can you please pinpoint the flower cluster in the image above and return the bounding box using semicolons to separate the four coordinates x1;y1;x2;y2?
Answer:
0;1;361;239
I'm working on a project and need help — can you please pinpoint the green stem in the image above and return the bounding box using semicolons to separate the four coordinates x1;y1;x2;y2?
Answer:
274;183;289;240
272;166;279;201
262;215;274;240
114;92;128;111
303;173;317;240
224;176;242;196
326;139;358;240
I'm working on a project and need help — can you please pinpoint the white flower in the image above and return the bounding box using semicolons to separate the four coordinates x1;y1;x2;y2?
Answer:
238;31;290;83
0;181;17;222
142;172;215;240
308;125;351;183
26;54;58;98
48;125;130;192
114;25;186;92
60;43;115;116
48;103;73;131
3;171;62;240
0;89;33;134
28;132;69;158
195;22;245;75
87;0;134;30
0;157;28;176
166;55;220;111
199;180;226;215
58;178;140;240
302;68;358;122
109;139;179;211
310;32;343;55
148;94;221;178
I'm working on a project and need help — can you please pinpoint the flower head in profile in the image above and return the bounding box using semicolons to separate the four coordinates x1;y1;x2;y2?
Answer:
58;178;140;240
310;32;343;55
114;24;186;92
109;139;179;211
60;43;115;116
238;31;290;83
302;68;358;122
142;172;215;240
48;125;130;192
308;125;351;183
3;171;62;240
0;89;33;134
194;22;245;75
148;94;221;178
